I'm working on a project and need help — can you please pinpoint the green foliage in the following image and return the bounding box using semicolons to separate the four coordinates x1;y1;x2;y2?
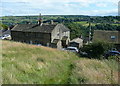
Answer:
64;22;88;39
108;56;120;62
0;24;8;30
94;24;119;31
81;42;114;59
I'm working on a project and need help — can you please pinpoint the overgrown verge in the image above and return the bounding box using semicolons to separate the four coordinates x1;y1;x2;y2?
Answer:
69;58;119;84
81;41;114;59
2;40;119;84
2;40;79;84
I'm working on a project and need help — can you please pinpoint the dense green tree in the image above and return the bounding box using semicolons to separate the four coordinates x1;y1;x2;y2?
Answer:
0;24;8;30
64;22;87;39
81;41;114;59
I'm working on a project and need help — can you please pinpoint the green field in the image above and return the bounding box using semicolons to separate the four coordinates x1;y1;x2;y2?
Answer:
74;21;96;26
2;40;119;84
74;21;120;27
112;24;120;26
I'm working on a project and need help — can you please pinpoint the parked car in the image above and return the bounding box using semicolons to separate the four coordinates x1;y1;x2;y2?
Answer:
33;44;42;46
104;50;120;59
37;44;42;46
0;34;11;40
79;51;89;57
0;36;6;39
62;48;67;51
66;47;79;53
4;34;11;38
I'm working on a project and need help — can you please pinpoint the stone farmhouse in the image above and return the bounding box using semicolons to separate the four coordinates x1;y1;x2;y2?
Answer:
11;15;70;49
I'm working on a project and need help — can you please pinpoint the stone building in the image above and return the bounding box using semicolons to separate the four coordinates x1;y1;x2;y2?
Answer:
69;38;83;48
93;30;120;43
11;23;70;49
93;30;120;51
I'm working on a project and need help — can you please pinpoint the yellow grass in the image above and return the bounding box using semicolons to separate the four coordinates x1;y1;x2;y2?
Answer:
71;58;119;84
2;40;119;84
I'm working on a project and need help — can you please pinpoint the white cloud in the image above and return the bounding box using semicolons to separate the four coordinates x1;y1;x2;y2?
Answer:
96;3;107;7
1;0;119;16
2;0;119;3
87;9;118;16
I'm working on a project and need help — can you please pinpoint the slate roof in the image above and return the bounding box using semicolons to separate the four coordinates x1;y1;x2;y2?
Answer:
58;24;70;32
11;24;70;33
70;38;83;43
11;24;56;33
0;30;11;36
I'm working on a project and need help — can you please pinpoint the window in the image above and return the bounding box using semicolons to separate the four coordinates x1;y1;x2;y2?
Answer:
111;36;116;39
57;33;59;36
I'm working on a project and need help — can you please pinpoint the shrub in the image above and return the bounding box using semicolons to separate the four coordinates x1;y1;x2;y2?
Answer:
109;56;120;62
81;41;114;59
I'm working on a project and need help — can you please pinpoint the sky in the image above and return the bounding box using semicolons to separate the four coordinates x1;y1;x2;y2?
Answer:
0;0;120;16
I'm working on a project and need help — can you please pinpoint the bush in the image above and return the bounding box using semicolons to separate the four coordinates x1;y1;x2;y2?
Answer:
109;56;120;62
81;41;114;59
1;24;8;30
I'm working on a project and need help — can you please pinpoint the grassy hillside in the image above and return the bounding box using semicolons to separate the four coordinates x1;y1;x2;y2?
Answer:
70;59;119;84
74;21;96;26
2;40;119;84
2;40;79;84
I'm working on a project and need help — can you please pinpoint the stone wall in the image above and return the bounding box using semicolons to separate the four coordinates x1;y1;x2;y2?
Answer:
11;31;51;46
93;30;119;44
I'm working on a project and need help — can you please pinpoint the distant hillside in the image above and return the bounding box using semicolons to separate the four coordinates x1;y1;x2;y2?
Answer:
1;15;120;40
2;40;119;84
1;15;120;26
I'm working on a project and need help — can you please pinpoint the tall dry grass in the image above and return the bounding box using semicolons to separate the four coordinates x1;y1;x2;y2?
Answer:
70;58;119;84
2;40;119;84
2;40;78;84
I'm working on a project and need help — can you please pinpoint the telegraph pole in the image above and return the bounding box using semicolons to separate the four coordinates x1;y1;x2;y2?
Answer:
38;13;43;26
88;17;92;44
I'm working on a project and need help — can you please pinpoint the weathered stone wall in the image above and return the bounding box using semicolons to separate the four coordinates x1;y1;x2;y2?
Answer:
93;30;119;44
11;31;51;46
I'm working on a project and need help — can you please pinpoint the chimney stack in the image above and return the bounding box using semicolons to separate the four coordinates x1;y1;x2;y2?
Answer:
50;20;54;24
38;13;43;26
